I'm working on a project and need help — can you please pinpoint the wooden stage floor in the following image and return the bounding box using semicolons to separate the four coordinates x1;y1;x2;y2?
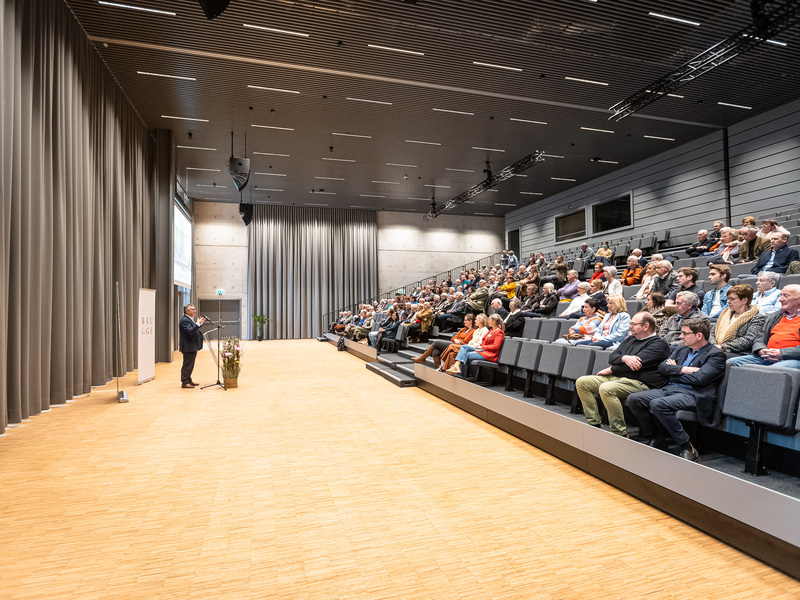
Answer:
1;339;798;599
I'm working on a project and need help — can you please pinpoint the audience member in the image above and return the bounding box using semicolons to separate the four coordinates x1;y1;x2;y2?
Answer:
603;266;623;297
446;314;506;377
368;309;400;353
738;226;770;263
645;292;676;332
559;282;592;318
705;227;740;264
439;313;488;372
686;230;713;257
435;291;466;332
661;291;708;347
490;298;509;319
558;270;581;300
701;264;732;318
757;219;778;239
666;267;705;307
620;256;643;286
587;278;609;313
578;243;595;263
709;284;765;356
575;312;671;436
627;317;726;461
555;298;603;345
631;248;648;268
507;250;518;268
465;279;490;315
413;313;475;368
595;242;613;265
632;262;658;300
575;295;631;349
729;285;800;369
519;283;541;313
504;298;526;338
589;262;606;283
750;231;799;275
542;255;568;288
527;282;559;317
708;221;724;242
753;271;781;314
406;301;433;343
650;260;680;296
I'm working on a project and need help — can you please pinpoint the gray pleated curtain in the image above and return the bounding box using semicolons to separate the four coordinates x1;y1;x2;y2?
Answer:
247;206;378;339
0;0;156;433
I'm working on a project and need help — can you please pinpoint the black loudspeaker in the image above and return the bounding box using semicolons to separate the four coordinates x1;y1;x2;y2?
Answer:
196;0;231;20
239;203;253;226
228;156;251;192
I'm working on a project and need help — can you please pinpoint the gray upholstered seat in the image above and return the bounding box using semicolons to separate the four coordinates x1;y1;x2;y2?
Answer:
537;319;562;342
522;318;541;340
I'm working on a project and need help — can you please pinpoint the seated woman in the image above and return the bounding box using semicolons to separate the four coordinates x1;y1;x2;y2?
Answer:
368;309;400;353
525;282;559;317
405;301;433;343
705;227;740;264
446;313;506;377
587;278;609;313
575;295;631;349
413;313;475;369
589;262;606;283
632;261;658;300
595;242;613;265
526;264;541;289
644;292;676;332
439;313;489;372
554;298;603;345
603;266;623;297
709;284;765;356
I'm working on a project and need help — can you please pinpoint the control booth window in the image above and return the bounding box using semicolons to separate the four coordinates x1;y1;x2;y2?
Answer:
592;193;632;234
555;209;586;243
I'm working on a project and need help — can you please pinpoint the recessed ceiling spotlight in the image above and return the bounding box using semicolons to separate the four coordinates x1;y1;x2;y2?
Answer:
406;140;441;145
332;132;372;138
581;127;614;134
551;177;576;182
347;97;393;105
98;2;176;16
510;118;547;125
243;23;309;37
472;61;522;72
176;145;217;151
644;135;676;141
433;108;474;116
251;124;294;131
565;76;609;86
247;85;300;94
648;12;701;26
137;71;194;80
472;147;505;152
718;102;752;110
367;44;424;56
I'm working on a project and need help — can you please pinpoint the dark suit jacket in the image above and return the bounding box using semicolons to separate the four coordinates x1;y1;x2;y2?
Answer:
449;299;467;317
609;335;671;388
657;343;727;426
179;315;204;353
504;311;526;337
751;244;800;274
494;306;509;319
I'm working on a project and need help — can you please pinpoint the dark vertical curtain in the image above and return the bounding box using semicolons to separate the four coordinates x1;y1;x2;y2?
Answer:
248;206;378;339
0;0;156;433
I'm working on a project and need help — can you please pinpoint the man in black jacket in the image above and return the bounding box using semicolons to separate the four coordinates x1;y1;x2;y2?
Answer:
627;318;726;461
576;312;671;436
750;231;800;275
504;298;526;338
179;304;205;388
434;291;466;332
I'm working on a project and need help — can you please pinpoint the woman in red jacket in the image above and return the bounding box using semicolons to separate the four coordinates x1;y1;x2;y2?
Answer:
445;313;506;377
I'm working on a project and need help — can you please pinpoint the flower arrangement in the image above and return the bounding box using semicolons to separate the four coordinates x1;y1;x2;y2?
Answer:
221;337;243;379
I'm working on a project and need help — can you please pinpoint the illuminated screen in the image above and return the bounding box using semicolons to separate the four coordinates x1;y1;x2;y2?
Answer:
173;204;192;288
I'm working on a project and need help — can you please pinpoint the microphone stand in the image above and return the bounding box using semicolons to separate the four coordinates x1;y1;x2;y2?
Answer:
201;300;226;390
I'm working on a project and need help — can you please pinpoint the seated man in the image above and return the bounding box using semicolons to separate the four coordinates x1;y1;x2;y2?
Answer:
627;318;726;462
729;284;800;369
558;270;581;300
738;226;770;263
519;283;541;314
708;220;724;243
466;279;490;315
701;264;731;319
620;256;643;286
504;298;526;338
660;291;708;347
751;231;800;275
631;248;648;269
559;281;591;318
490;297;509;319
686;230;713;257
666;267;705;307
753;271;781;314
434;291;466;332
576;312;671;436
649;260;680;297
578;243;595;263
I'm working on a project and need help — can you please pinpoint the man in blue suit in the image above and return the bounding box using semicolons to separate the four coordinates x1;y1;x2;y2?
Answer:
627;318;726;461
179;304;205;388
751;231;799;275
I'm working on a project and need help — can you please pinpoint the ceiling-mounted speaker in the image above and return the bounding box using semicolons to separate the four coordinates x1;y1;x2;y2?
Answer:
228;156;251;191
239;202;253;226
196;0;231;20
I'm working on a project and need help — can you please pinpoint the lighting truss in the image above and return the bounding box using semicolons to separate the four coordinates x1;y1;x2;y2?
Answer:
423;151;545;220
609;0;800;121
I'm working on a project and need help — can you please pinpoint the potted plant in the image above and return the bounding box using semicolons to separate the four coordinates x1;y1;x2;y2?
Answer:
252;314;270;341
221;337;243;388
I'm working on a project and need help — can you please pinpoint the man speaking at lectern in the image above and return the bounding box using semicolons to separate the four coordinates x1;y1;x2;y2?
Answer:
180;304;205;388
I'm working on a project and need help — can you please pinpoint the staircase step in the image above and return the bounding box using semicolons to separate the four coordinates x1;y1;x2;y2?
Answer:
377;353;412;368
366;362;416;387
397;350;421;361
395;364;417;377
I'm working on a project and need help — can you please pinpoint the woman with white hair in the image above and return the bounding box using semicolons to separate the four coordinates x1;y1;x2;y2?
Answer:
603;266;623;297
527;282;559;317
753;271;781;314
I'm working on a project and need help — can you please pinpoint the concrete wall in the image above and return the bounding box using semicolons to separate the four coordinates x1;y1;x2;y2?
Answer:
194;202;249;332
377;211;505;293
